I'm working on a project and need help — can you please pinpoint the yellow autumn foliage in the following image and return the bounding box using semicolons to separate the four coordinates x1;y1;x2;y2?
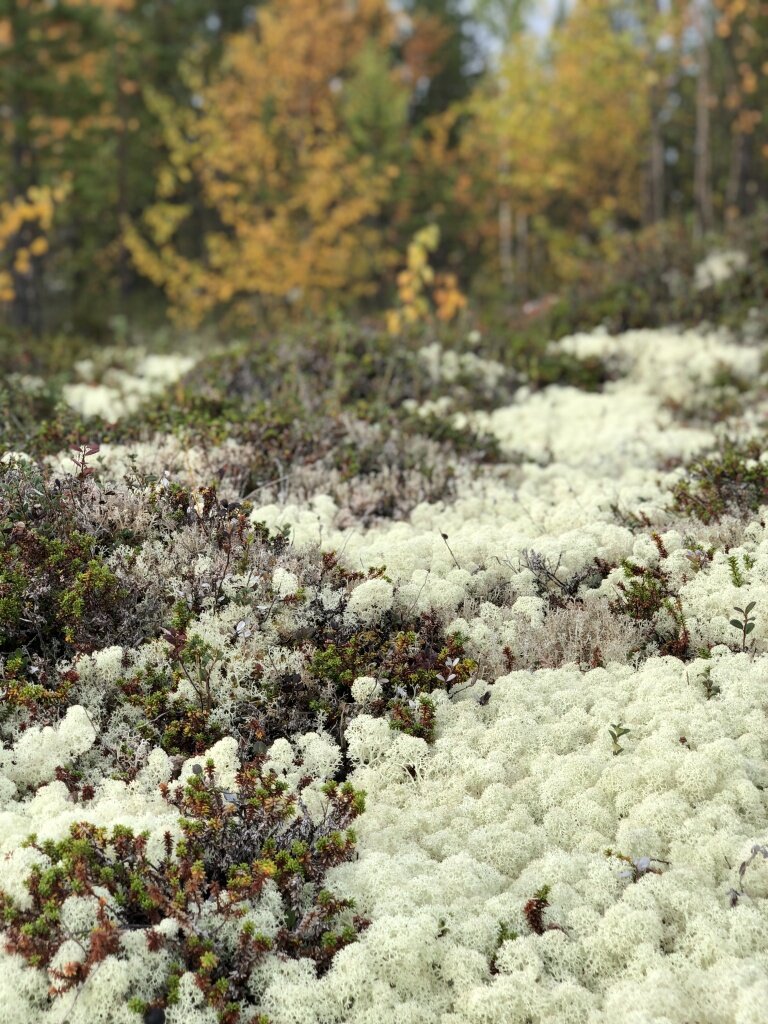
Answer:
0;182;69;305
126;0;406;326
387;224;467;334
460;0;654;291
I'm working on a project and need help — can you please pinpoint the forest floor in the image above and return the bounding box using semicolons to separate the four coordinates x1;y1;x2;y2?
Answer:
1;254;768;1023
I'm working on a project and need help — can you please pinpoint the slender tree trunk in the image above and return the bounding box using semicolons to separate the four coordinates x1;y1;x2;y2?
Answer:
693;2;714;234
114;28;133;309
725;128;745;221
7;0;42;332
649;105;665;223
515;210;528;298
649;1;667;225
498;154;514;298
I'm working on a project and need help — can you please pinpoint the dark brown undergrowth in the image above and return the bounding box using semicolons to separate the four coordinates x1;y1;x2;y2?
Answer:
612;557;690;658
0;759;367;1024
1;453;477;788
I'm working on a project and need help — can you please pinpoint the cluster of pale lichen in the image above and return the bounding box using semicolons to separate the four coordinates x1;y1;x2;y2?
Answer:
1;308;768;1022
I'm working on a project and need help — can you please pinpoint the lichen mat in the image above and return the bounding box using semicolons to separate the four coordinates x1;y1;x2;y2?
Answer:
1;323;767;1023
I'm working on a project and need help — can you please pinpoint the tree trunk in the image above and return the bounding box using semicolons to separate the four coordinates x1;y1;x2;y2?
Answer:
7;0;42;332
515;210;528;298
498;154;514;298
693;3;714;234
648;105;665;224
114;29;133;309
725;128;745;221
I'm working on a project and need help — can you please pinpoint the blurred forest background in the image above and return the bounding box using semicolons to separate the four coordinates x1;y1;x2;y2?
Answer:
1;0;766;341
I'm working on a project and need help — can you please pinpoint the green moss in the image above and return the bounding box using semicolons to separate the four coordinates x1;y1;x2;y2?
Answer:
0;515;124;655
0;567;27;646
58;560;124;644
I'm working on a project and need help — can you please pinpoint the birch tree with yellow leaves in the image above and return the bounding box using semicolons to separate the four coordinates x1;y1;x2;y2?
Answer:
462;0;653;296
125;0;414;326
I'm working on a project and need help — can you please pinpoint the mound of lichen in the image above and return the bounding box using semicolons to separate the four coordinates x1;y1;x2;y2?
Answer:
1;306;768;1023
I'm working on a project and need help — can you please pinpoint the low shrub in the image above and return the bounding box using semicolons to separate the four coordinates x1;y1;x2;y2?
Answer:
0;760;367;1023
672;439;768;523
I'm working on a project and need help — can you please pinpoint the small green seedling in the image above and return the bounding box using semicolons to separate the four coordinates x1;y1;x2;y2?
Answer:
489;920;519;973
727;554;746;588
730;601;756;652
698;664;721;700
609;722;631;755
